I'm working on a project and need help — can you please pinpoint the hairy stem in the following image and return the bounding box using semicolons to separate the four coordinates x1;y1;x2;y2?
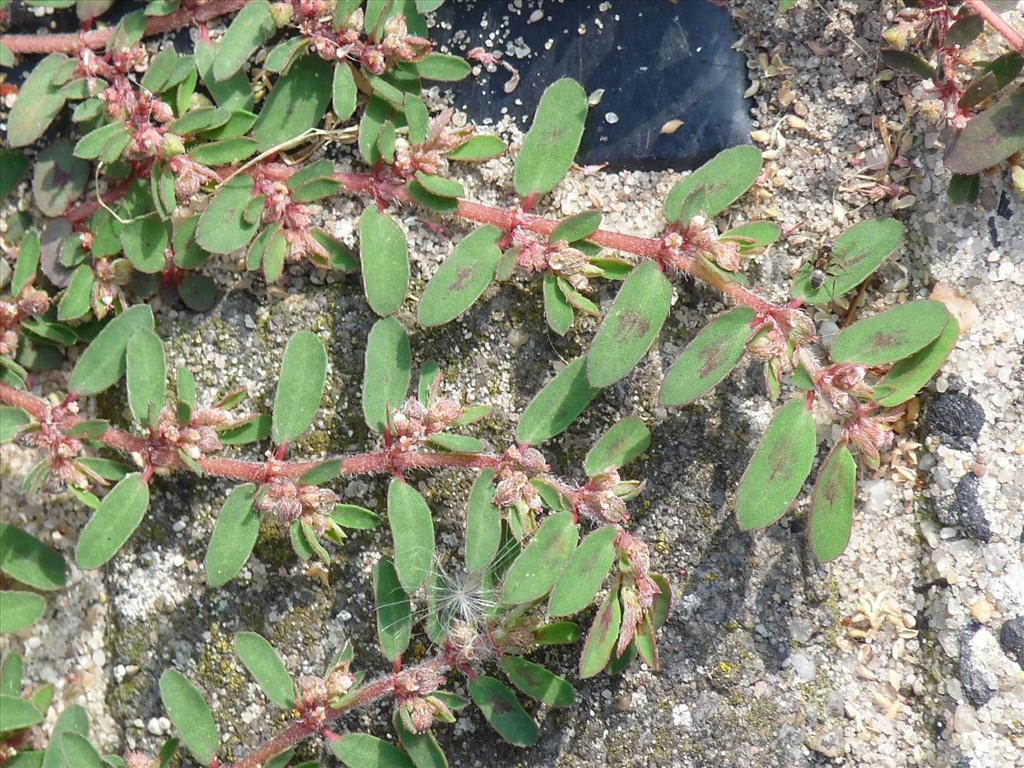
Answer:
964;0;1024;54
0;0;252;55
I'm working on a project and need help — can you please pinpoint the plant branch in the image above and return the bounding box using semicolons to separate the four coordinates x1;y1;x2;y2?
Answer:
0;0;252;55
964;0;1024;54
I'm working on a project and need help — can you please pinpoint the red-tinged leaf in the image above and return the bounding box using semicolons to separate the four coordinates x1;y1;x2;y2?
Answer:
659;306;755;406
874;314;959;407
830;300;950;366
944;88;1024;175
808;444;857;562
547;526;618;617
579;585;622;678
736;399;817;530
417;226;501;326
513;78;588;196
499;656;576;707
663;145;763;225
468;676;538;746
583;417;650;475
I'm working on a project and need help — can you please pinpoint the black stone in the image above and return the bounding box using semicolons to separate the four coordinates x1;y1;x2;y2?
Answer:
924;392;985;449
1000;617;1024;668
431;0;754;171
937;474;992;542
959;626;995;708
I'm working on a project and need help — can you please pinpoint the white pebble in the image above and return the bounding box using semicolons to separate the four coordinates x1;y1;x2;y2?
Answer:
604;112;619;124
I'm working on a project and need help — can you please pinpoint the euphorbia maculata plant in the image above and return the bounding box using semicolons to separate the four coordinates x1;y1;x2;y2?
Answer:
0;1;972;766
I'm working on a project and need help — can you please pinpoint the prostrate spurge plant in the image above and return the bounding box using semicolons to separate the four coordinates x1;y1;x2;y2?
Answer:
0;1;963;766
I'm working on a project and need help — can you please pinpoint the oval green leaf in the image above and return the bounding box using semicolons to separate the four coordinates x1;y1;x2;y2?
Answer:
196;176;261;254
271;330;327;445
659;306;755;406
0;693;44;731
359;207;409;316
735;399;817;530
808;444;856;563
417;225;501;326
58;733;105;768
392;709;447;768
333;62;357;120
465;469;500;572
584;417;650;475
468;676;538;747
550;210;601;243
126;329;166;427
212;0;275;80
830;300;950;366
57;265;94;321
331;504;381;530
446;135;505;161
499;656;576;708
250;53;333;151
234;631;295;709
547;526;618;617
415;52;471;81
159;669;219;766
33;140;89;216
7;54;73;148
0;524;67;591
513;78;588;197
663;145;763;225
579;586;622;678
69;304;155;395
362;316;412;433
874;313;959;407
542;273;574;335
330;733;415;768
0;407;31;444
502;512;578;604
76;473;150;569
586;261;672;388
944;89;1024;175
373;558;411;662
205;483;259;587
0;591;46;634
516;356;600;445
387;479;435;592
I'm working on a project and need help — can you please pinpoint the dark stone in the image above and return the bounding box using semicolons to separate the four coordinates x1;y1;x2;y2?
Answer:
431;0;754;170
999;616;1024;667
959;626;995;708
954;758;972;768
924;392;985;449
937;474;991;542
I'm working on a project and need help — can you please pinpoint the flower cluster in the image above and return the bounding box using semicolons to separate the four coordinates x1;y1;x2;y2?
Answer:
1;285;50;357
392;109;476;179
388;395;465;451
576;469;643;526
614;530;661;656
492;445;548;513
255;477;340;532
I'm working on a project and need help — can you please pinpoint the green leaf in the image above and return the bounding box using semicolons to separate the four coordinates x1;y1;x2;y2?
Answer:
271;331;327;445
960;52;1023;109
1;652;23;697
944;88;1024;175
584;417;650;475
791;218;905;305
331;504;382;530
126;329;166;427
188;138;258;165
205;484;259;587
550;210;601;243
406;181;458;213
516;357;600;445
194;39;253;111
251;54;333;151
330;733;415;768
74;121;130;160
58;733;105;768
534;621;581;645
32;141;89;216
7;54;73;148
663;145;763;225
362;317;411;433
170;107;231;135
65;420;109;439
468;676;538;746
387;479;435;592
75;457;130;482
159;670;219;766
447;135;505;161
808;445;856;563
359;207;409;316
197;176;262;254
579;585;622;678
56;266;94;322
393;710;448;768
0;693;44;731
11;231;40;297
0;149;29;199
40;705;88;768
659;306;755;406
547;526;618;617
0;591;46;634
216;415;271;446
880;48;936;78
830;300;950;366
513;78;588;196
721;220;780;252
542;273;574;335
120;215;169;273
586;261;672;388
502;512;578;604
107;9;147;50
76;473;149;569
404;96;430;144
413;172;464;199
0;407;31;444
374;558;411;662
310;229;358;271
69;305;155;395
947;12;984;46
499;656;576;708
234;632;295;709
426;433;483;453
874;314;958;407
264;37;309;74
358;96;391;165
736;399;817;530
417;360;440;406
179;274;218;312
415;52;470;81
213;0;275;80
947;173;980;205
298;460;341;486
465;469;501;571
417;225;501;326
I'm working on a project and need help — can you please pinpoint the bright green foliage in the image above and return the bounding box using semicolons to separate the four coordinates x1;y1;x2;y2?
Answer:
0;591;46;634
234;632;296;709
272;330;327;445
362;317;412;432
736;399;817;530
945;88;1024;175
465;469;501;571
791;218;905;305
6;54;76;148
12;231;40;297
126;329;166;427
516;357;600;445
513;78;588;196
331;733;415;768
387;479;435;592
415;52;471;81
830;300;950;366
468;676;538;746
76;473;150;569
359;207;410;316
543;273;574;335
392;709;448;768
586;261;672;387
57;733;105;768
0;524;67;591
205;483;259;587
120;215;169;273
584;417;650;475
579;586;621;678
213;0;275;80
500;656;576;707
251;54;333;150
502;512;578;604
332;504;382;529
446;135;505;161
0;407;31;444
875;314;959;406
550;210;601;243
534;621;582;645
57;265;94;321
660;307;756;406
663;145;763;225
547;526;618;617
0;693;44;731
721;220;781;252
374;558;411;662
197;176;262;254
418;226;502;326
68;305;155;395
808;445;857;562
159;670;219;766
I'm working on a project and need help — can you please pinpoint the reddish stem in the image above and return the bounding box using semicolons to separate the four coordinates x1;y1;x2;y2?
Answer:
0;0;252;55
964;0;1024;54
